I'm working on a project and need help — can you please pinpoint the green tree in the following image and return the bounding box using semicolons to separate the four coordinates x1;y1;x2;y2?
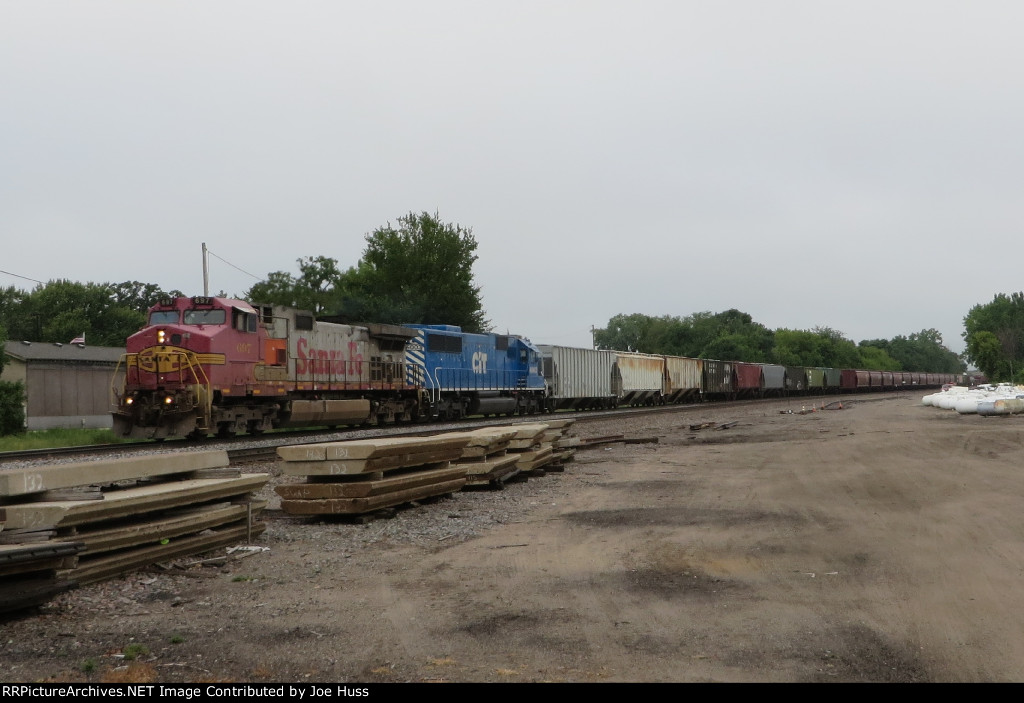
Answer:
0;280;180;347
595;309;774;361
108;281;182;313
593;313;657;352
968;331;1006;380
964;293;1024;381
885;329;964;374
857;344;901;371
246;256;344;314
0;380;24;435
773;329;827;367
810;327;862;368
337;212;488;331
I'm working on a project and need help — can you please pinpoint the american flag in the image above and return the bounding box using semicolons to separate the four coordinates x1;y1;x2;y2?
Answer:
70;333;85;345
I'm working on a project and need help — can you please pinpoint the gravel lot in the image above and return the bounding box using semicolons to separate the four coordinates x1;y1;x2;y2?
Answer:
4;393;1024;683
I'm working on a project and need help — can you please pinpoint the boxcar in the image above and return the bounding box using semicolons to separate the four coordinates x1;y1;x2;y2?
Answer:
868;371;883;389
840;369;860;392
806;367;826;392
664;355;702;403
702;359;733;399
785;366;807;394
612;352;666;405
733;362;763;398
537;344;616;410
762;364;786;397
824;367;842;390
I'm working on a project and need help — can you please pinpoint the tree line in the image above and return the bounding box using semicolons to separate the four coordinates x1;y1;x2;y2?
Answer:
593;311;965;374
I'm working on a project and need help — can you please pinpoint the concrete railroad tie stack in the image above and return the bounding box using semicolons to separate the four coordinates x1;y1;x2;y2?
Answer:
275;435;473;516
0;451;269;612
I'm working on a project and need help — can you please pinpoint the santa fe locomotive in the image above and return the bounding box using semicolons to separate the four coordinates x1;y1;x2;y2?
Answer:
111;295;962;440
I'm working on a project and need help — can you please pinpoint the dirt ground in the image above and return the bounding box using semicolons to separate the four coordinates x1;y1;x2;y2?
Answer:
5;392;1024;683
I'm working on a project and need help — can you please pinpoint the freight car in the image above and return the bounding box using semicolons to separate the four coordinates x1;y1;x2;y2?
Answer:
111;295;963;439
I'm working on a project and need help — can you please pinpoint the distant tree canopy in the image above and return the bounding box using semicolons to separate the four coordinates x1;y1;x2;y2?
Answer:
963;292;1024;382
594;312;964;372
246;212;489;333
246;256;343;315
0;280;182;347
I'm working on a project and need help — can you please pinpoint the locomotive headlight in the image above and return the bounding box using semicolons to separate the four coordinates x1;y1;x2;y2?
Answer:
157;329;166;344
125;397;134;405
164;395;174;405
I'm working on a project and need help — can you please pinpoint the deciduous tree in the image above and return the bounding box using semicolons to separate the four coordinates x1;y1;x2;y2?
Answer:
337;212;488;331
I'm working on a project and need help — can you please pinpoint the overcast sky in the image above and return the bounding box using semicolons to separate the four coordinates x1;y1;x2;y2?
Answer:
3;1;1022;354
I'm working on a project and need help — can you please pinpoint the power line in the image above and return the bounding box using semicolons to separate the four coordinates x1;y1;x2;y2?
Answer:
0;269;43;285
205;248;263;281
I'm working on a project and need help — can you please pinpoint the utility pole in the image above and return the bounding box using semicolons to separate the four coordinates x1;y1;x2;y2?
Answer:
202;242;209;296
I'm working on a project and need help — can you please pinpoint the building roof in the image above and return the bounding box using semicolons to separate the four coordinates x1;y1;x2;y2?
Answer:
3;340;124;364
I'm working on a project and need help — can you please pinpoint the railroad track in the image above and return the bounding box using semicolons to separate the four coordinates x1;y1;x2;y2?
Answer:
0;391;886;468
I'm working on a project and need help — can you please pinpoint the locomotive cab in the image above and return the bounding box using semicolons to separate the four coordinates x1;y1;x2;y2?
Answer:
112;296;272;439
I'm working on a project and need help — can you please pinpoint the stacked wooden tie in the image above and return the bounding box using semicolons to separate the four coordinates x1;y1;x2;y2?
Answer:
545;418;579;469
451;420;580;487
0;451;268;608
275;434;473;517
506;423;555;474
447;427;522;488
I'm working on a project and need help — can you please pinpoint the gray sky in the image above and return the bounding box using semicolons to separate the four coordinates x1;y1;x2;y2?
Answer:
3;1;1022;354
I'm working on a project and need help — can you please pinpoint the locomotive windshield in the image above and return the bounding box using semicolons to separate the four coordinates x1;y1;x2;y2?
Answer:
183;309;226;325
149;311;180;324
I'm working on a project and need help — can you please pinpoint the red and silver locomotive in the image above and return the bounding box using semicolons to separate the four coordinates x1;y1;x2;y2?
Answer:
112;296;422;439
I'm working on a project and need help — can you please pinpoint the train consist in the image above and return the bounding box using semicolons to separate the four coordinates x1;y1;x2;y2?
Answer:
110;296;962;439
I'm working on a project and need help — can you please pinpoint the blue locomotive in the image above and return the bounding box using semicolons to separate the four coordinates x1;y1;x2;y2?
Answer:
404;324;545;419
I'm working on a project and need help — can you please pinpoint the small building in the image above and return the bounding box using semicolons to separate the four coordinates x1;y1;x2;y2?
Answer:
1;341;125;430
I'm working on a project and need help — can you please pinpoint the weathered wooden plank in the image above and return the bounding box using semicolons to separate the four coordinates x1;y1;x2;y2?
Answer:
0;451;230;498
465;466;521;487
280;478;466;516
275;466;466;500
277;435;470;462
509;423;550;439
279;448;462;477
462;428;518;445
0;474;269;530
516;454;555;472
514;447;553;463
459;441;511;458
453;453;519;477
